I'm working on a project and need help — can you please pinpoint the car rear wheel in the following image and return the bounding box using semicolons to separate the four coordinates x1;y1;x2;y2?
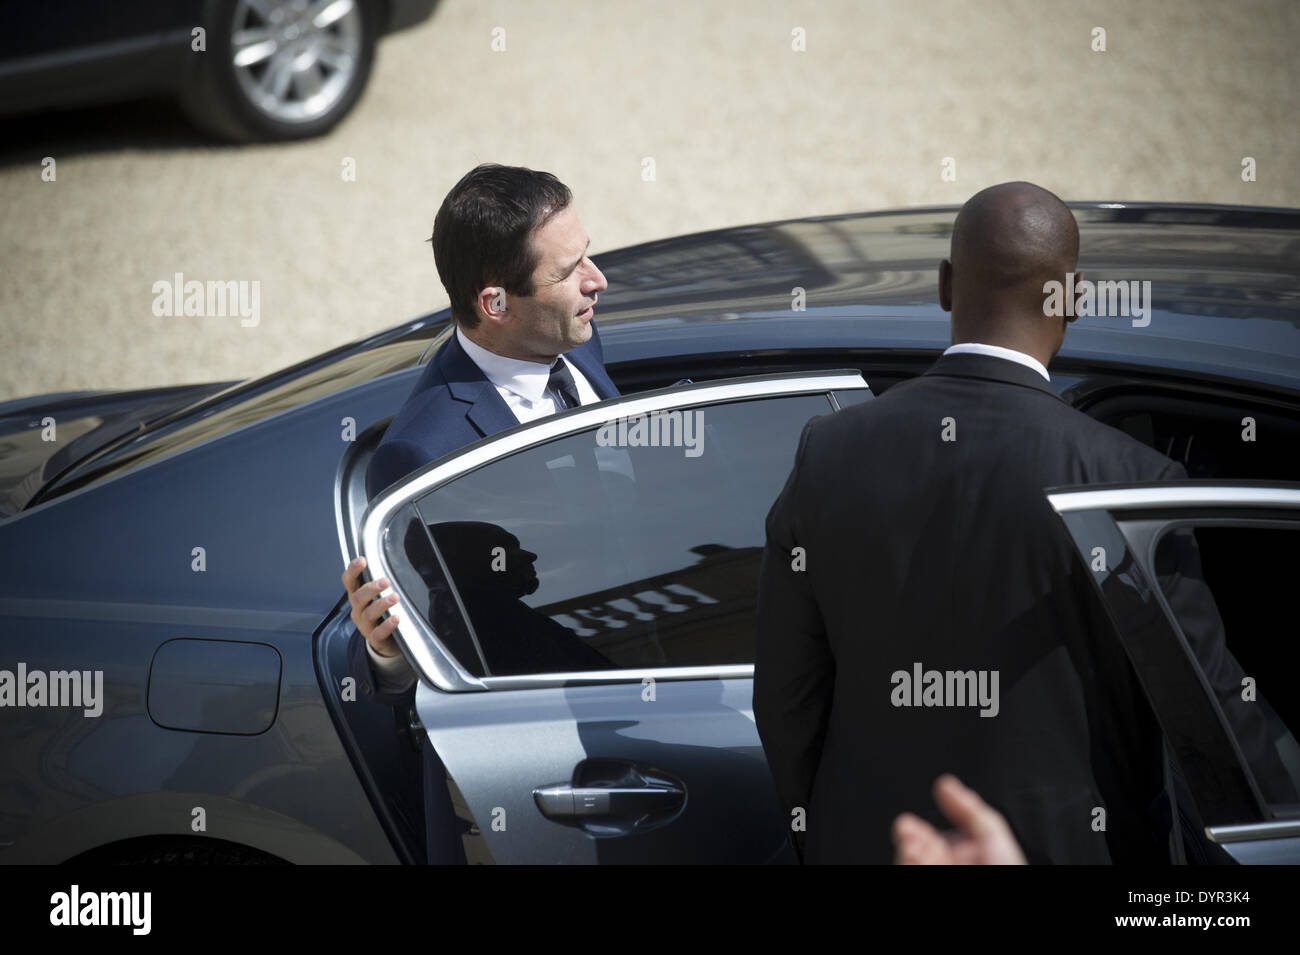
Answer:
67;836;289;865
181;0;379;142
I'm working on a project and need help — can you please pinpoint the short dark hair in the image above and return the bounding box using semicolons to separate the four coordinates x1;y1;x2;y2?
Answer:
429;164;573;329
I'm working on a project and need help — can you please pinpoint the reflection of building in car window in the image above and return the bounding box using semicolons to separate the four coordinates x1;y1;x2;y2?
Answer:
540;543;762;669
407;516;766;673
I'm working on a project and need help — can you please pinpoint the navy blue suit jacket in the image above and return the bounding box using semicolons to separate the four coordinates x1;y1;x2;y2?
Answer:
364;322;620;501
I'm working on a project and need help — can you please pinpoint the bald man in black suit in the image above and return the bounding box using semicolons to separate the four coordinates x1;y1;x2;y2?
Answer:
753;181;1289;865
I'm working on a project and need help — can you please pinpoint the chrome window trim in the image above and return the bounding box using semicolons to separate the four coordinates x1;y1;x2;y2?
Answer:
358;371;867;693
333;464;352;574
334;418;394;589
1206;820;1300;843
480;664;755;691
1047;485;1300;514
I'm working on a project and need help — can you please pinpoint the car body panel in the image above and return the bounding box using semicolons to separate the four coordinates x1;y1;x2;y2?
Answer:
413;677;788;864
0;202;1296;863
0;381;236;517
0;374;413;863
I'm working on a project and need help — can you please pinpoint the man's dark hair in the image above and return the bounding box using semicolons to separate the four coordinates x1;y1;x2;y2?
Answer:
429;164;572;329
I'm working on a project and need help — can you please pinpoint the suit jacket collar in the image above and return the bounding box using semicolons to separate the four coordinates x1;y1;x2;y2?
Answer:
438;330;520;438
565;346;618;401
921;352;1064;402
436;328;620;439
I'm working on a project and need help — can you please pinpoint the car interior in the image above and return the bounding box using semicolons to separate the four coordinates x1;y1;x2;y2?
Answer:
1156;525;1300;819
1088;393;1300;483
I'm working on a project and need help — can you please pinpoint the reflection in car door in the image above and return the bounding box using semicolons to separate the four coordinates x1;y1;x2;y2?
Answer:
359;372;870;862
1046;482;1300;864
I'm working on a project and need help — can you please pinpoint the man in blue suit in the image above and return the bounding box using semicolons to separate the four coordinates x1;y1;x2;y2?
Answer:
339;163;617;862
361;316;617;501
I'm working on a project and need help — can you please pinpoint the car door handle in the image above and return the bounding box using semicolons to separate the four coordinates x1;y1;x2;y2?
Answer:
533;761;687;836
533;784;684;820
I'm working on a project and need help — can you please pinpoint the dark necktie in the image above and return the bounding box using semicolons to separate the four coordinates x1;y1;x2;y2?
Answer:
548;358;581;411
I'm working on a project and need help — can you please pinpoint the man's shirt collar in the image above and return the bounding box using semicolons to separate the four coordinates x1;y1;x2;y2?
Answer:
456;325;560;404
942;342;1051;382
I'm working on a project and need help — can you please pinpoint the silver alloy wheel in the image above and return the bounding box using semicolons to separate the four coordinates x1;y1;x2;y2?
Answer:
230;0;362;125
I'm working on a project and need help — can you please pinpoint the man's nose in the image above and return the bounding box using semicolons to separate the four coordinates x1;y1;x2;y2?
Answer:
585;262;608;292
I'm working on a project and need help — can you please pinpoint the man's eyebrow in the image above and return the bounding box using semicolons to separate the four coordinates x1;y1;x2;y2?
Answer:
559;238;591;277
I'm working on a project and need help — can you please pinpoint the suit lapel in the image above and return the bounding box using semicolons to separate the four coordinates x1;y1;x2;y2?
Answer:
464;388;521;438
437;326;621;442
567;347;619;400
439;331;521;438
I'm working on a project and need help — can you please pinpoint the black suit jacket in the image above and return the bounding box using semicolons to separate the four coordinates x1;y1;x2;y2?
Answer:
753;352;1267;865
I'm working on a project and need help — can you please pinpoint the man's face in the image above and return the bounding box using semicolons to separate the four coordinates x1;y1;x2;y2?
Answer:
501;204;607;364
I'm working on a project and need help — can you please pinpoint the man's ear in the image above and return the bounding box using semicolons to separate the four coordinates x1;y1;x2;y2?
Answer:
477;286;508;323
938;259;953;312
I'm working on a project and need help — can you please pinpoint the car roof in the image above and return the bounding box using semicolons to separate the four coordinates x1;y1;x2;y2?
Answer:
590;202;1300;392
32;202;1300;505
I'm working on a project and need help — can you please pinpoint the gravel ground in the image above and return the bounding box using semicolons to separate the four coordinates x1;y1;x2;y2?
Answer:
0;0;1295;401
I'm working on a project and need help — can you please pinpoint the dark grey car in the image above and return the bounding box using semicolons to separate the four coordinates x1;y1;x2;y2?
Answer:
1;202;1297;863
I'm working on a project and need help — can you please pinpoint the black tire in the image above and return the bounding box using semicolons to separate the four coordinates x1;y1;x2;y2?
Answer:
180;0;381;143
69;836;289;865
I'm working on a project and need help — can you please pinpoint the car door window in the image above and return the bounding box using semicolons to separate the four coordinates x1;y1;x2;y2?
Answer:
1154;524;1300;814
387;394;835;677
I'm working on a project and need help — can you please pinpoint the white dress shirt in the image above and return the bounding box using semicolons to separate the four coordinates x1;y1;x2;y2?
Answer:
456;326;600;420
365;328;600;688
942;341;1051;382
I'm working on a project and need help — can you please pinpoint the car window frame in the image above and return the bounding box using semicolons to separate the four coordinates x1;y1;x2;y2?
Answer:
1046;481;1300;849
358;370;869;693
